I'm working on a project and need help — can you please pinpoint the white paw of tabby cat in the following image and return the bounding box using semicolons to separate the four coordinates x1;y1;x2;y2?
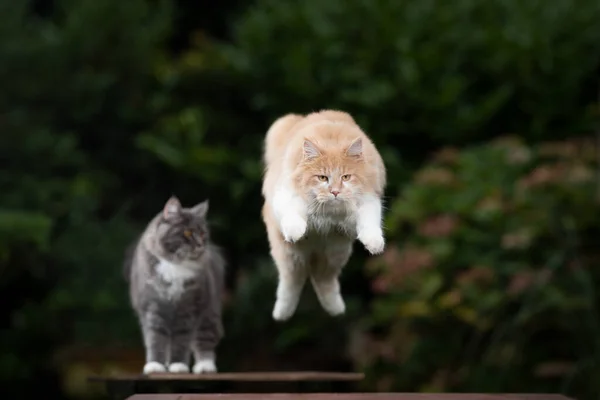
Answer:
280;214;307;243
321;293;346;316
143;362;166;374
193;359;217;374
168;362;190;373
272;299;296;321
357;228;385;255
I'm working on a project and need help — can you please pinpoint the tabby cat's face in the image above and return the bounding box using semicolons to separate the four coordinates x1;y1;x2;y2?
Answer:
154;197;211;264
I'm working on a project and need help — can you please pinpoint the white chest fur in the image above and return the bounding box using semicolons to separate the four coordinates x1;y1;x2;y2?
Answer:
307;202;357;237
152;258;197;299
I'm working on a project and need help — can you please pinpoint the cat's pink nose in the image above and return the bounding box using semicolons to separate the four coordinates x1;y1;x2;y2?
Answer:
331;190;340;197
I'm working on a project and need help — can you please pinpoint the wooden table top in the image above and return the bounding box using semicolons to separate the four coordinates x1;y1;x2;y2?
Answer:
125;394;573;400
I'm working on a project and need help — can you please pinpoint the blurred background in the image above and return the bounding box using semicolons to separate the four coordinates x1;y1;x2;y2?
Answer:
2;0;600;399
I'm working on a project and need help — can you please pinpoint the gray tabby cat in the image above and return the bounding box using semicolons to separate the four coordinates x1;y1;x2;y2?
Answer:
125;196;225;374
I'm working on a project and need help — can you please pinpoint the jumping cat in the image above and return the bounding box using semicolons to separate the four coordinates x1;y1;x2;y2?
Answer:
125;196;225;374
261;110;387;321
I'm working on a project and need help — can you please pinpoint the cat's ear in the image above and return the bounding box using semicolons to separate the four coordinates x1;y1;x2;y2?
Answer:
163;196;182;219
346;137;363;158
190;200;209;218
303;139;321;159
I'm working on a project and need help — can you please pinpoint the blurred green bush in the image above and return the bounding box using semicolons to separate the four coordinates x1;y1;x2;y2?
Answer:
224;0;600;179
358;137;600;398
0;0;171;396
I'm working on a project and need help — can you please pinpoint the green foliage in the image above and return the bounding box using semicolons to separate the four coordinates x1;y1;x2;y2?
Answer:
359;137;600;398
0;0;171;396
0;211;52;250
225;0;600;172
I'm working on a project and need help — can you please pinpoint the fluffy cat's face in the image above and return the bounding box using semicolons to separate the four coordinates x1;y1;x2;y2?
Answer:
294;134;367;205
153;197;210;264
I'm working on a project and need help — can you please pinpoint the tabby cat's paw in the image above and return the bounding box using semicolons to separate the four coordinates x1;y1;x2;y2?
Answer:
143;362;166;374
193;359;217;374
168;362;190;373
357;228;385;255
280;215;307;243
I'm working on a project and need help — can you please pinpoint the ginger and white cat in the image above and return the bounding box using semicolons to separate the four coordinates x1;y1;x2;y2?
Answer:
261;110;386;321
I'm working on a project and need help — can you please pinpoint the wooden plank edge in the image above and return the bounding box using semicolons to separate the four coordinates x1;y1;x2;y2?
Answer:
88;371;365;382
123;394;575;400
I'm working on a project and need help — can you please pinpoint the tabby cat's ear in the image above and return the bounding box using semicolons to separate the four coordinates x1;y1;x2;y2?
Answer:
163;196;182;219
303;139;321;159
346;137;363;157
190;200;209;218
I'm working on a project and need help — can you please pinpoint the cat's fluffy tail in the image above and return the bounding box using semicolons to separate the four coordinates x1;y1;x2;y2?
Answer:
263;113;303;166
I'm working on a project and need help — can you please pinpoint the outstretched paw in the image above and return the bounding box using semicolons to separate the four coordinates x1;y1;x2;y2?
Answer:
358;228;385;255
280;215;307;243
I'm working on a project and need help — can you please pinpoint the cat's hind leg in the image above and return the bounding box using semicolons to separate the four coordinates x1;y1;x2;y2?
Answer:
271;247;308;321
310;239;352;316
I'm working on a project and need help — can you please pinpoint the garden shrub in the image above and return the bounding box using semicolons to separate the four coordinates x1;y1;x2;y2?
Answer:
225;0;600;175
356;136;600;399
0;0;171;396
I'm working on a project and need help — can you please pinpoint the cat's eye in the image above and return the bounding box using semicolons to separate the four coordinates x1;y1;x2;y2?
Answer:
341;174;351;181
183;229;192;238
317;175;328;182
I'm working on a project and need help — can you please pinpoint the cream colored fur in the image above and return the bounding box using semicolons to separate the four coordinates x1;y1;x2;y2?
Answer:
261;110;387;321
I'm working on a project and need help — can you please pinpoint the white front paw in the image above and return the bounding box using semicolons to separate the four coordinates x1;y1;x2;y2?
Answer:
280;214;307;243
143;361;166;374
168;362;190;373
193;359;217;374
358;228;385;255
